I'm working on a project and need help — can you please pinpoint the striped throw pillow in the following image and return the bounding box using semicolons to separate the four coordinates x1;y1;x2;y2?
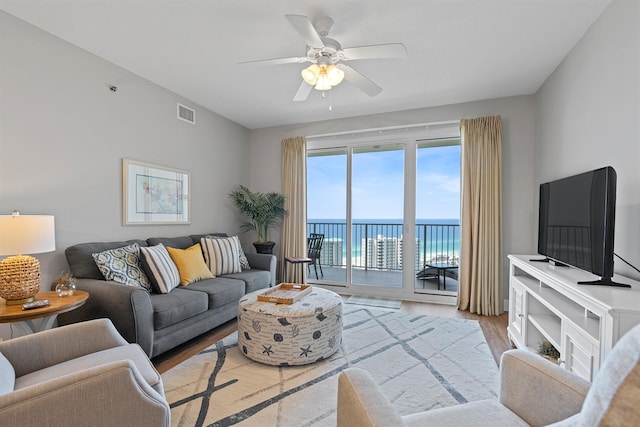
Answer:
207;234;251;269
201;236;241;276
139;244;180;293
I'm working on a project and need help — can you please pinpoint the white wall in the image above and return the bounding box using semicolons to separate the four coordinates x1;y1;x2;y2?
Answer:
535;0;640;280
249;95;538;302
0;11;251;337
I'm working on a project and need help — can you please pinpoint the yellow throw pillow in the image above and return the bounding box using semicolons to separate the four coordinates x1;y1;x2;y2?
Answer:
166;243;214;285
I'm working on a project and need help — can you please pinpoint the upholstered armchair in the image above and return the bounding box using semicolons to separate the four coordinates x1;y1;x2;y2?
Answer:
0;319;170;427
338;323;640;426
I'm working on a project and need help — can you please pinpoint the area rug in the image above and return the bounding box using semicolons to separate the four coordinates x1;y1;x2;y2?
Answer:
345;294;402;309
162;305;498;427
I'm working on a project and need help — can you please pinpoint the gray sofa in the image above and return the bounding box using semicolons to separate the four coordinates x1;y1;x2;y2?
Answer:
58;233;276;358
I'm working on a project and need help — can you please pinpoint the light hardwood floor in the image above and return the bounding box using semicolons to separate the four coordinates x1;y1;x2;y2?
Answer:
152;300;511;374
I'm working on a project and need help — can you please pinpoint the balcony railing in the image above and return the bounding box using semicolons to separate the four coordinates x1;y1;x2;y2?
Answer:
307;221;460;272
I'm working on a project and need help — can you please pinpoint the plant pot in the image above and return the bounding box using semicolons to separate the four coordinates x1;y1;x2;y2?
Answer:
253;241;276;254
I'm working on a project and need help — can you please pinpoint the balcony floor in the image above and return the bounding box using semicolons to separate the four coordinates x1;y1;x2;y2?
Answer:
306;265;459;294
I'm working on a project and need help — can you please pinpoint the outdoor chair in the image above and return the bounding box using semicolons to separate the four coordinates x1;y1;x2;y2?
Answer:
415;266;438;281
308;233;324;279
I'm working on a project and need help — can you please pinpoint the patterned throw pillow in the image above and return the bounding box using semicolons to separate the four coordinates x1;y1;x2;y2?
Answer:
166;243;214;285
139;244;180;294
201;236;242;276
92;243;152;291
207;235;251;270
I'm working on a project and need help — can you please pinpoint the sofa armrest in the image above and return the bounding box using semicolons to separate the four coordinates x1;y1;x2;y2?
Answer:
0;360;169;427
245;253;277;287
499;350;590;426
0;319;127;377
56;278;155;356
337;368;405;427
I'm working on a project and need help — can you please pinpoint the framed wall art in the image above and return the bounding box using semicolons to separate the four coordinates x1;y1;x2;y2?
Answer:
123;158;190;225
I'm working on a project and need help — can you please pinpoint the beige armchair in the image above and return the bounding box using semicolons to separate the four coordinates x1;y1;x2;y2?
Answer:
0;318;169;427
338;323;640;426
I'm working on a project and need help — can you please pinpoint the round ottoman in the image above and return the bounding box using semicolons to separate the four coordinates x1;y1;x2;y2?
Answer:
238;287;343;366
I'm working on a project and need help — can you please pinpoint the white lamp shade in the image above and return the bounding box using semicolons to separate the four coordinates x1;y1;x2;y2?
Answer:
0;215;56;255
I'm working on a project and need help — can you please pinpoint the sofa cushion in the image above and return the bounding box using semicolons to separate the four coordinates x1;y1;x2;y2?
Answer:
92;243;152;291
180;277;245;310
166;243;214;285
66;239;148;280
150;288;209;330
189;233;227;244
14;343;162;394
224;269;271;293
402;399;528;427
139;244;180;294
0;352;15;396
201;236;241;276
147;236;194;250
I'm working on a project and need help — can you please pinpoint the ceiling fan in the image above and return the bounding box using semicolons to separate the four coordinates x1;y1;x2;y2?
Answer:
241;15;407;101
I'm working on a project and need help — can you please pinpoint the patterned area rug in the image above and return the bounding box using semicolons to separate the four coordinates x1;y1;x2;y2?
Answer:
162;305;498;427
345;294;402;309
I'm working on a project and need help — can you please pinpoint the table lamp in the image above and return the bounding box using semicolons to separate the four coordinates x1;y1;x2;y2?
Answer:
0;211;56;305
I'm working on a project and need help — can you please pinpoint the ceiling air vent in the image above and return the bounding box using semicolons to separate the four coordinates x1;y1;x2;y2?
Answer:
177;103;196;124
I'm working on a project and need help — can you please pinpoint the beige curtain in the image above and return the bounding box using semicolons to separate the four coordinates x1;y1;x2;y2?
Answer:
280;136;307;283
457;116;503;316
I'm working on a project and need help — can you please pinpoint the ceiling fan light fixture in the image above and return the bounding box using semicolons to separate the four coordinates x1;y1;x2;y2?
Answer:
314;68;332;91
301;63;320;85
326;64;344;86
304;63;344;91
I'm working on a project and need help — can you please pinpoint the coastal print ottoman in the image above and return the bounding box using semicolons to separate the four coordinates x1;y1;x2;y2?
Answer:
237;287;343;366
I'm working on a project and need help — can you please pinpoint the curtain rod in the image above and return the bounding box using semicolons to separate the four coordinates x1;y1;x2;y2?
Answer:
307;119;460;140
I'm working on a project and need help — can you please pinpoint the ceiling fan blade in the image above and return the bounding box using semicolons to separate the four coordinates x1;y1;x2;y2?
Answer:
336;63;383;97
341;43;407;60
293;80;313;102
285;14;325;48
239;56;307;66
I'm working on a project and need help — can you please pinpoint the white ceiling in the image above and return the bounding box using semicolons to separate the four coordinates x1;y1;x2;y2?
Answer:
1;0;611;129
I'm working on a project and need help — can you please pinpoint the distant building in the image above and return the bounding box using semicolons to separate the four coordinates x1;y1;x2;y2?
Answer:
361;235;421;270
321;237;343;266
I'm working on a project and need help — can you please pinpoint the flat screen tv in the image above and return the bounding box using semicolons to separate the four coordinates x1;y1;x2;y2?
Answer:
537;166;627;287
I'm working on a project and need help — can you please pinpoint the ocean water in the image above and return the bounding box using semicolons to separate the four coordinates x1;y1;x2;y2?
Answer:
307;219;460;265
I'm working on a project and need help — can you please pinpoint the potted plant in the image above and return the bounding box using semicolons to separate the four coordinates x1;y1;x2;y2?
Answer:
229;185;287;254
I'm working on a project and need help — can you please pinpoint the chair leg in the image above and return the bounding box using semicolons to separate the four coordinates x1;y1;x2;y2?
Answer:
313;260;319;279
318;261;323;278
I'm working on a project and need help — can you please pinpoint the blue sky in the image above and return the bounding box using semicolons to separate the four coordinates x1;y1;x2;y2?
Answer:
308;144;460;220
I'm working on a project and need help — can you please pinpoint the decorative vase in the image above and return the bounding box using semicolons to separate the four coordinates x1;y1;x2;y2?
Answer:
253;241;276;254
55;280;76;297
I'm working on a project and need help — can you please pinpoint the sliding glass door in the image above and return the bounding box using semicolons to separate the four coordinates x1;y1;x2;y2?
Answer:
414;140;461;296
306;148;348;284
351;144;404;288
307;126;460;301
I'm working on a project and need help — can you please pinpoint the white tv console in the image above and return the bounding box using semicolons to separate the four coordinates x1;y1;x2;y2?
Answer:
507;254;640;382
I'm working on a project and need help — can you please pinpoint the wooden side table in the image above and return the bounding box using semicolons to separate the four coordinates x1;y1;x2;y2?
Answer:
0;290;89;336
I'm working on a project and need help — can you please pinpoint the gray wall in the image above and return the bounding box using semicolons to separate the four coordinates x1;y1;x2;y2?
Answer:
249;95;538;302
0;11;250;337
535;0;640;280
